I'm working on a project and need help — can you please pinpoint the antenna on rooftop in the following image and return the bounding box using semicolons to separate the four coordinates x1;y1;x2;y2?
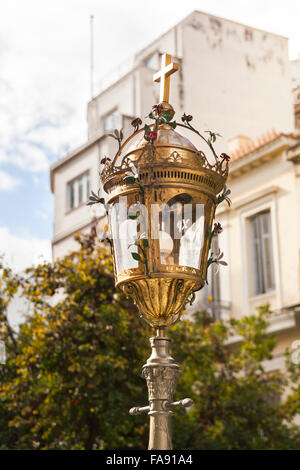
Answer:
90;14;94;99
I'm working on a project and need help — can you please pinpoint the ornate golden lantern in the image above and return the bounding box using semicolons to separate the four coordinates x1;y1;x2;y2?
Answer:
92;53;230;450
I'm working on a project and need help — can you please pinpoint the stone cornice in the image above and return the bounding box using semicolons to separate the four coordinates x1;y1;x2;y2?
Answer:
50;132;105;193
225;308;300;346
229;135;297;178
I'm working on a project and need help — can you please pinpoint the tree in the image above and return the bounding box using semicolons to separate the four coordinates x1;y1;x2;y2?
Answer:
172;308;300;449
0;229;300;449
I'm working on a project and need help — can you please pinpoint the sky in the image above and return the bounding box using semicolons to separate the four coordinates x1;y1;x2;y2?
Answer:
1;0;300;272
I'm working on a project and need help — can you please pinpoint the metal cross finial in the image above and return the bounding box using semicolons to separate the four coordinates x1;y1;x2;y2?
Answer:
153;53;179;103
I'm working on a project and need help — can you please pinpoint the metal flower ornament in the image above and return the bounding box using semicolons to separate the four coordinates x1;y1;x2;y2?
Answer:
87;53;231;450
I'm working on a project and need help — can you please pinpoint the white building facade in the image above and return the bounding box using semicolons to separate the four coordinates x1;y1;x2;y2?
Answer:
50;10;299;333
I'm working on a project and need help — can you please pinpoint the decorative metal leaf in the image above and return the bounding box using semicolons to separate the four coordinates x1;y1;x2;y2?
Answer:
142;239;149;248
162;109;172;122
124;176;136;185
108;133;118;140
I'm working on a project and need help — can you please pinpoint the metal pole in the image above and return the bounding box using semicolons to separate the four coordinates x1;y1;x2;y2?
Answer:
90;15;94;99
130;330;193;450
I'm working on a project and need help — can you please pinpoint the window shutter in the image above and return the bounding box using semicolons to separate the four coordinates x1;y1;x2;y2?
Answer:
251;211;275;295
67;172;90;211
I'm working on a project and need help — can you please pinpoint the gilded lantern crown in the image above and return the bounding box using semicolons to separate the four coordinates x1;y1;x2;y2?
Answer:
99;53;229;328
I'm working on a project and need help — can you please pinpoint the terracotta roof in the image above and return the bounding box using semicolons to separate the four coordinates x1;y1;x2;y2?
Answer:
230;129;300;163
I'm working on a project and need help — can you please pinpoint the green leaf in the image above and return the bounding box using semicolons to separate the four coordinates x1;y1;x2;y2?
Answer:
124;176;136;184
99;198;105;204
142;239;148;248
162;110;172;122
131;252;141;261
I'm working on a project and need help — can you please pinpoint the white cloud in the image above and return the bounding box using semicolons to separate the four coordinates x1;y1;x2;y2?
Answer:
0;143;50;173
0;227;51;272
0;226;52;328
0;169;21;191
13;143;50;172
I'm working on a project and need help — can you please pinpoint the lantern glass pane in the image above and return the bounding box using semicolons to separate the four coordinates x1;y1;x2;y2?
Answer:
110;201;139;274
158;201;205;269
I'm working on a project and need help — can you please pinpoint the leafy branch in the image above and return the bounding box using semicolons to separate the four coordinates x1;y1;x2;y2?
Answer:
108;128;124;150
87;190;105;207
128;236;149;275
178;114;219;163
206;249;228;284
123;164;145;204
217;185;232;207
86;193;112;249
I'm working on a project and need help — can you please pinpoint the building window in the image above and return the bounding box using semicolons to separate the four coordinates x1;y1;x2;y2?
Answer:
251;210;275;295
144;52;160;70
103;109;120;131
67;172;90;211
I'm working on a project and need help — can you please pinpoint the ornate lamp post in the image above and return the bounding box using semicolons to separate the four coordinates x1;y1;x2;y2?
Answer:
91;53;230;450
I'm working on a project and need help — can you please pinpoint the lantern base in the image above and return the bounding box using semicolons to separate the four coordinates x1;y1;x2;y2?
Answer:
121;277;199;327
